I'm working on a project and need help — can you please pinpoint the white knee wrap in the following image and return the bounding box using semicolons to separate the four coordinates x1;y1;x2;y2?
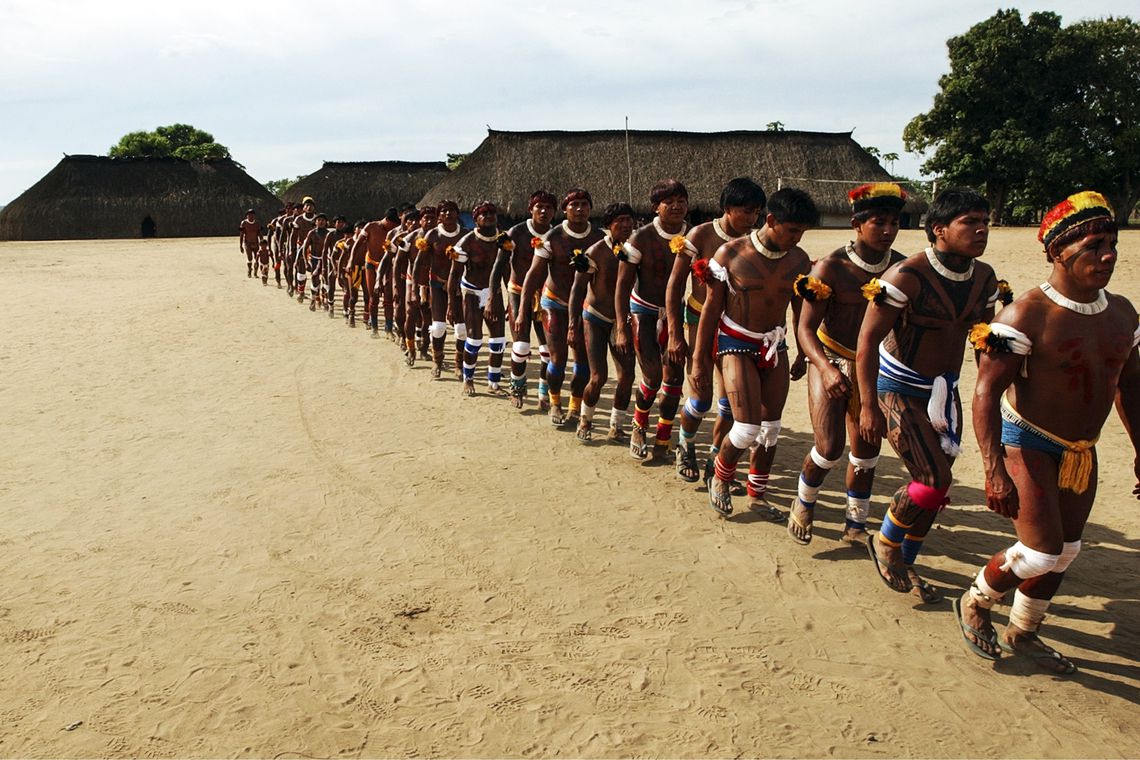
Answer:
464;338;484;353
512;341;532;363
798;476;821;505
849;453;880;471
538;344;550;362
998;541;1060;579
454;323;468;341
488;337;506;354
1052;540;1081;573
810;446;842;470
727;421;762;450
430;321;447;339
756;419;781;449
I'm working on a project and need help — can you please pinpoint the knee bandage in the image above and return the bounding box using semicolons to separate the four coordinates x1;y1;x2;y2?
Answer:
464;338;484;355
454;323;468;341
727;421;762;450
717;397;733;420
512;341;532;363
849;453;880;472
907;481;949;512
810;447;842;470
998;541;1060;579
488;337;506;355
538;344;550;363
430;321;447;340
684;396;712;421
756;419;781;449
1052;540;1081;573
662;383;683;399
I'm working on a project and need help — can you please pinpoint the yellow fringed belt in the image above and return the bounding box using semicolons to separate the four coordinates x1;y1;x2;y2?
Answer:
817;327;860;419
1000;396;1097;494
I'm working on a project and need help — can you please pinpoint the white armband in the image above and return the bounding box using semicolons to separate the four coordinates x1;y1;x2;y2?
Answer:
622;242;643;264
988;322;1033;355
534;241;552;260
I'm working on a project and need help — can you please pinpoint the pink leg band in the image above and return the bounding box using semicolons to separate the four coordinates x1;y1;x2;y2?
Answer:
907;481;949;512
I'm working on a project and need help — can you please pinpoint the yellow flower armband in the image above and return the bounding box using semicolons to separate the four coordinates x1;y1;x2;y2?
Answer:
414;238;429;252
968;322;1032;355
793;274;832;302
669;235;687;255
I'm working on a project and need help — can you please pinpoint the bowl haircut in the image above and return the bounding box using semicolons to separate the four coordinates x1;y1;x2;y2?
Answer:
562;188;593;210
767;188;820;227
602;202;635;228
720;177;766;212
924;187;990;243
650;179;688;206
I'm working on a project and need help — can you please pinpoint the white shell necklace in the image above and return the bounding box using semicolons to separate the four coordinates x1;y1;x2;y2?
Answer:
473;227;501;242
750;230;787;260
1039;282;1107;315
562;220;592;239
845;242;892;274
925;247;974;282
713;217;736;241
653;217;687;240
437;223;461;238
527;220;550;240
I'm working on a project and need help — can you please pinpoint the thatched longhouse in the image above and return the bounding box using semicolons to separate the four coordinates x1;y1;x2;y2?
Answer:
420;129;926;227
0;156;280;241
283;161;450;222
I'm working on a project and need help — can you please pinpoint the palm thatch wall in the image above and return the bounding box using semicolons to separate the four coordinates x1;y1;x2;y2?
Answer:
0;156;280;241
420;129;926;227
282;161;450;222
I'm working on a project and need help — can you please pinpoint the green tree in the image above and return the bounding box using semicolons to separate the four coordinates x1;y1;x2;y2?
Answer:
109;130;172;158
765;121;785;132
108;123;232;161
264;176;305;197
446;152;469;170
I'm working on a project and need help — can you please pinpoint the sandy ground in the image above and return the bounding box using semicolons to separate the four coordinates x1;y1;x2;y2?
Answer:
1;227;1139;759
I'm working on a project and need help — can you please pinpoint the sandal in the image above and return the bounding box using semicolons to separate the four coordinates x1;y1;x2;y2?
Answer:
675;443;700;483
787;498;813;544
707;475;733;517
952;594;1002;661
1006;632;1076;675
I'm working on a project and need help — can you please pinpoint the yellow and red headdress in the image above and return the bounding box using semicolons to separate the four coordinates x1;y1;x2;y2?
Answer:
1038;191;1114;250
848;183;906;214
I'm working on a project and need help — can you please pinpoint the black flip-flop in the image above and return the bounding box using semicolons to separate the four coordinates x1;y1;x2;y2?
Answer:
952;595;1001;661
866;534;912;593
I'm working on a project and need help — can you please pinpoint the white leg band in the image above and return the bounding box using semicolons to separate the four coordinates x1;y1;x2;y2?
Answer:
610;408;625;428
454;323;468;341
1008;589;1050;632
728;421;763;450
539;344;551;362
810;446;842;470
512;341;532;363
969;568;1005;609
488;338;506;354
430;321;447;339
756;419;782;449
1052;540;1081;573
582;404;595;424
845;493;871;524
849;453;880;471
797;476;821;505
998;541;1060;579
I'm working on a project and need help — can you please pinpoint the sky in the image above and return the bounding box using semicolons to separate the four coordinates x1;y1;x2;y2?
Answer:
0;0;1134;205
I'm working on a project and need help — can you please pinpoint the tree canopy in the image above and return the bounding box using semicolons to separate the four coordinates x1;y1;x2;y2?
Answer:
109;124;232;162
904;11;1140;224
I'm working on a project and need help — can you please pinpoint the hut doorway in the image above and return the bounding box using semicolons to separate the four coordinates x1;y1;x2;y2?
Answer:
141;216;157;238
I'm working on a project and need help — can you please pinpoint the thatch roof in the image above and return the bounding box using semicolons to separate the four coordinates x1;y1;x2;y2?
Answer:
419;129;927;226
0;155;280;240
282;161;450;222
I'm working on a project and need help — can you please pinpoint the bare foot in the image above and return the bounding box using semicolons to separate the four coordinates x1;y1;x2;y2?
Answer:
1004;626;1076;675
787;497;813;544
675;443;700;482
462;380;476;397
607;425;627;443
707;476;733;516
511;389;525;410
431;365;442;379
840;525;870;546
906;566;942;603
748;496;787;523
538;396;550;413
629;425;648;459
549;405;566;426
487;383;509;398
576;420;592;443
867;533;911;593
955;592;1002;660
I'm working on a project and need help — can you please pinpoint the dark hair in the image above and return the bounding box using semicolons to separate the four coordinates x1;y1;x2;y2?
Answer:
602;202;635;227
650;179;688;206
354;219;368;229
852;208;901;224
529;190;557;209
561;188;592;209
924;187;990;243
333;215;347;224
403;209;420;223
767;188;820;227
437;199;460;215
720;177;766;211
419;205;437;217
397;202;416;214
315;212;328;220
384;207;399;223
472;200;497;217
1046;217;1119;259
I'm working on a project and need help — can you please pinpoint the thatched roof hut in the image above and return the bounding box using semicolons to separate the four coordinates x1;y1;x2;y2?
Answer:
420;129;927;227
282;161;450;222
0;155;280;240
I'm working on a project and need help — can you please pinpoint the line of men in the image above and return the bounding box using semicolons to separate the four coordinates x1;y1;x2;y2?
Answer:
239;184;1140;677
